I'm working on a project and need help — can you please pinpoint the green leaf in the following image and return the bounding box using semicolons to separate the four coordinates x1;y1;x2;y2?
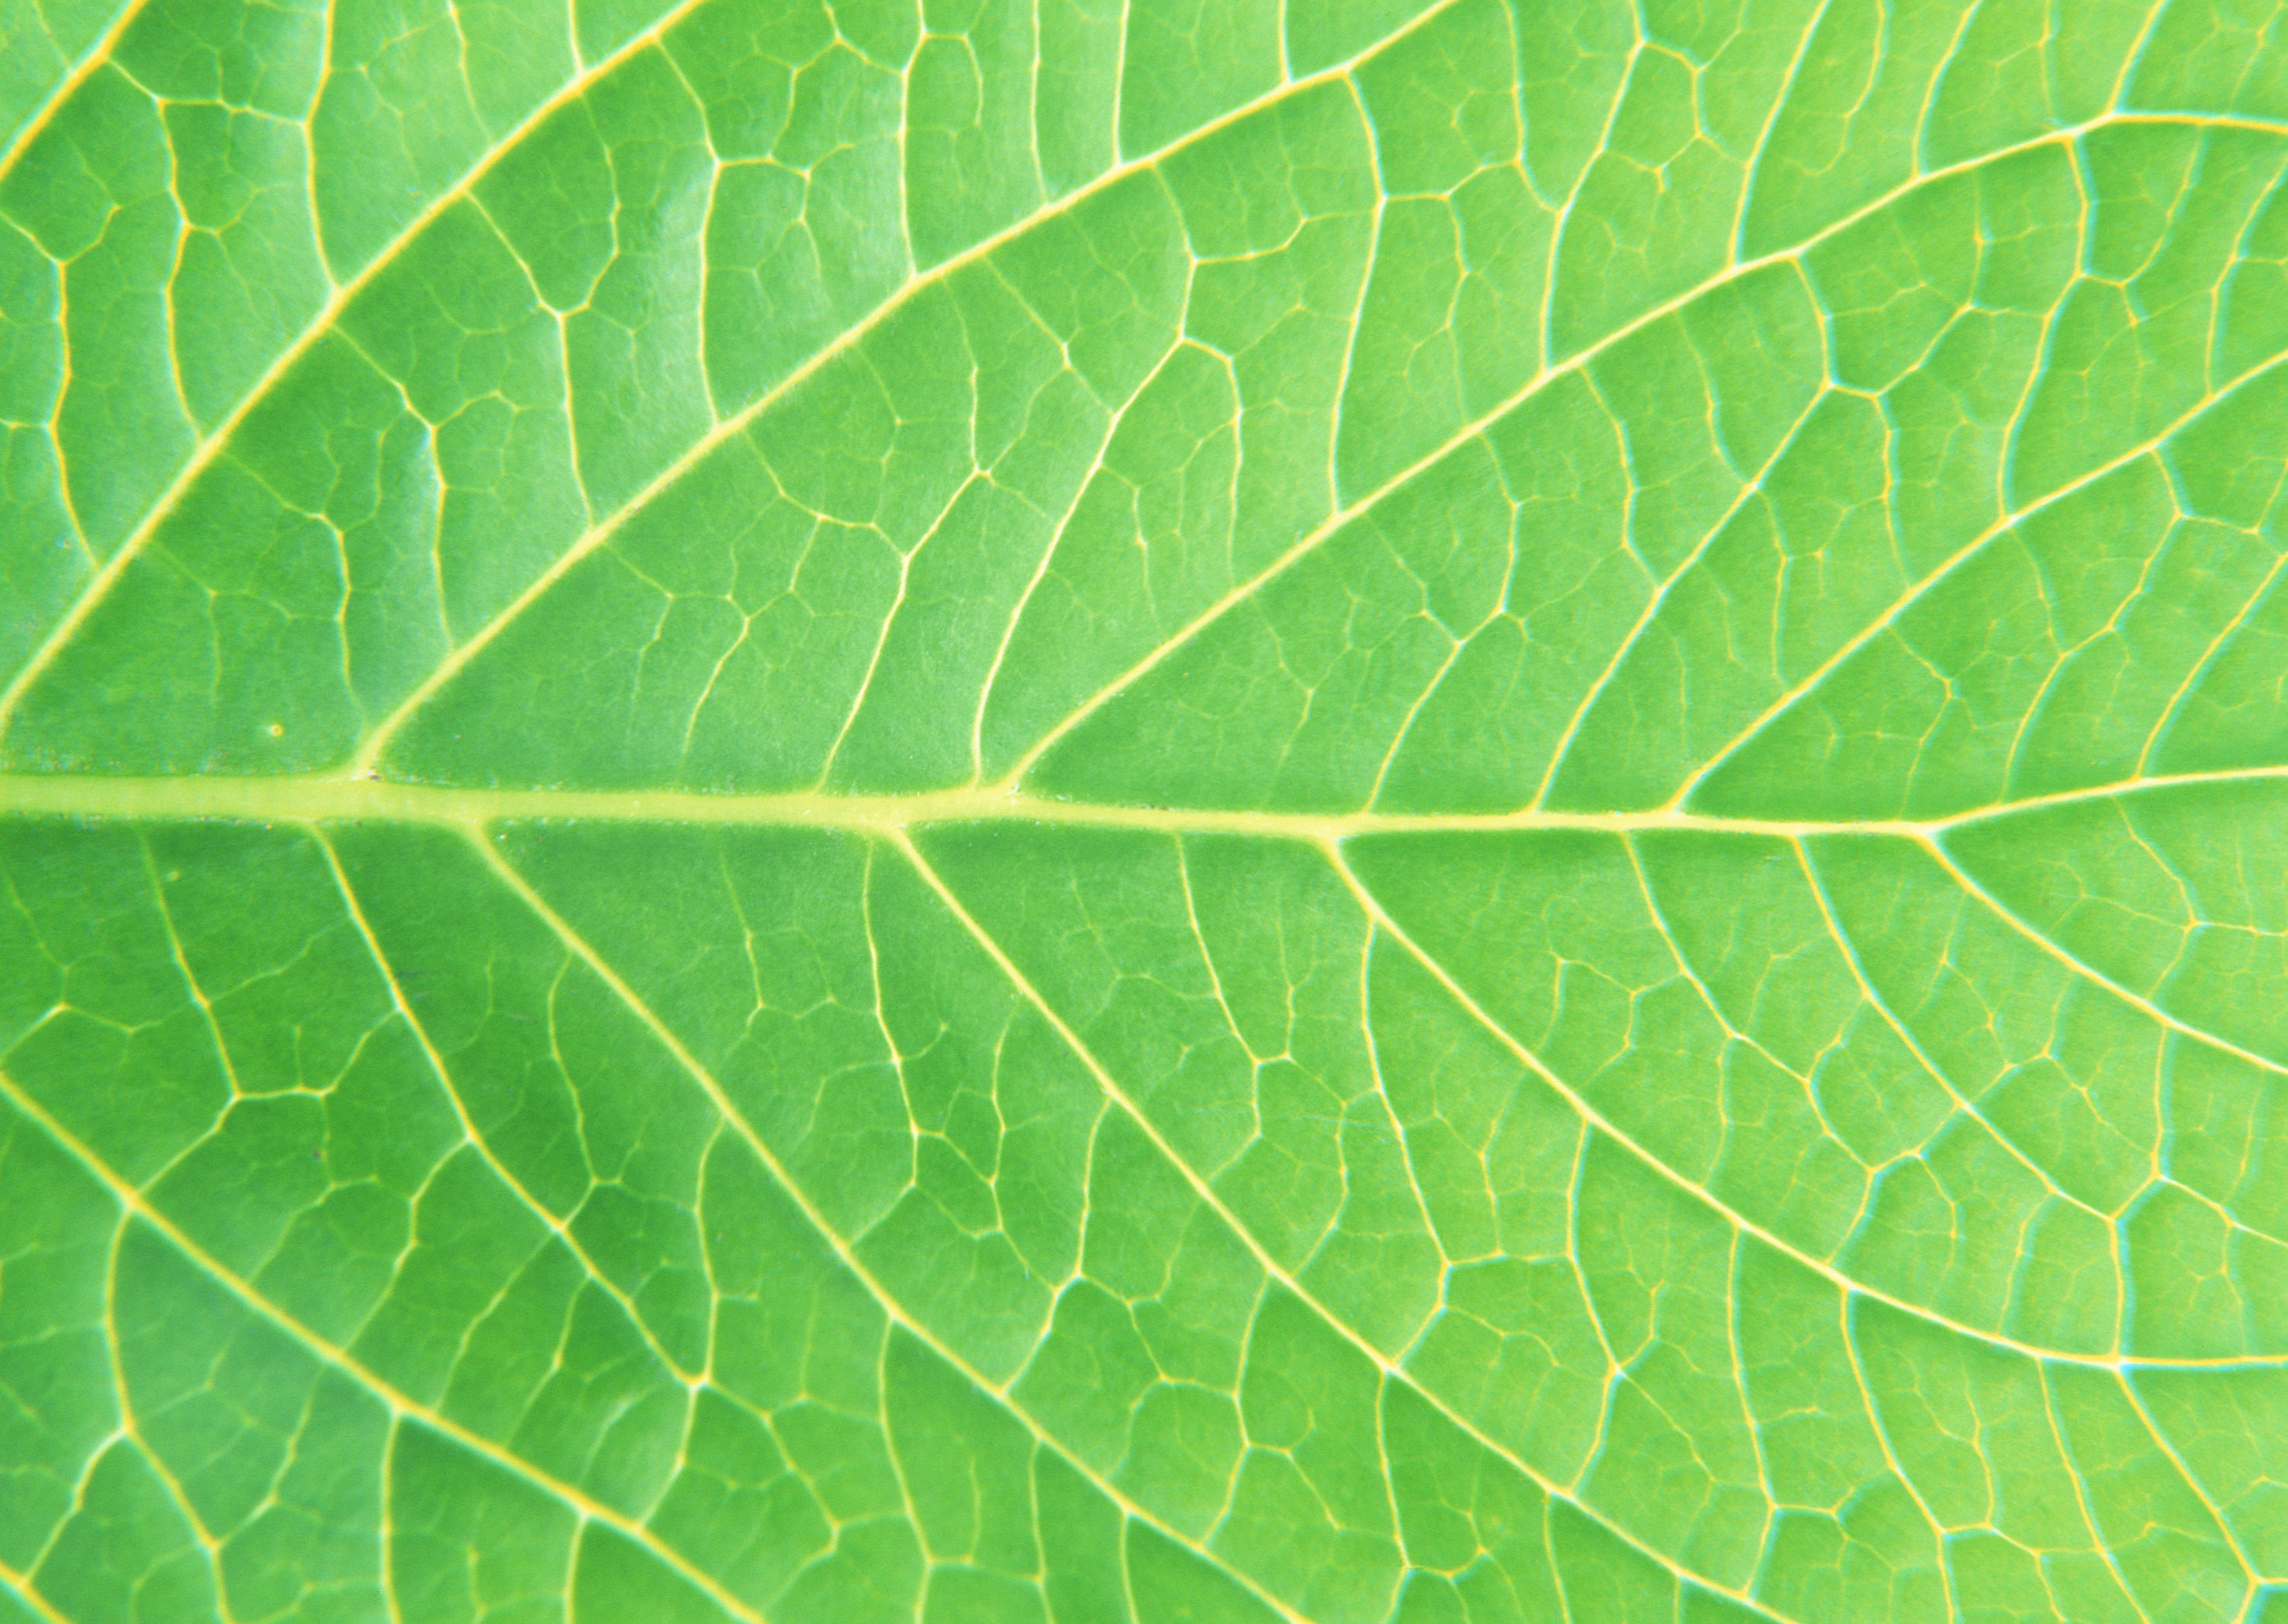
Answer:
1;0;2285;1619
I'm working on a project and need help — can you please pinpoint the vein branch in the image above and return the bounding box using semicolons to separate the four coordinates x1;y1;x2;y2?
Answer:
0;1066;771;1624
893;828;1795;1620
463;830;1322;1624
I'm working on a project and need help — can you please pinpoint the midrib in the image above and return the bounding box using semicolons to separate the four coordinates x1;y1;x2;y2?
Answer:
0;765;2274;835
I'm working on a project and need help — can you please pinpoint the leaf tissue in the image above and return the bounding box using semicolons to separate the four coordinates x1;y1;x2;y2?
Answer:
2;0;2286;1619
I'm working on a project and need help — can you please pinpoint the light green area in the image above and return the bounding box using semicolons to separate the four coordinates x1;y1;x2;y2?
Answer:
1;0;2286;1619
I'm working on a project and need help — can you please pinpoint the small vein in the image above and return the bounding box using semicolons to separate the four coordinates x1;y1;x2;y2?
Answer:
465;827;1320;1624
1323;836;2283;1373
0;1066;771;1624
893;827;1795;1622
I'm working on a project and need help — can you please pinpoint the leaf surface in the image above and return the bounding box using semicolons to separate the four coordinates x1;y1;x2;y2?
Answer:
3;0;2288;1619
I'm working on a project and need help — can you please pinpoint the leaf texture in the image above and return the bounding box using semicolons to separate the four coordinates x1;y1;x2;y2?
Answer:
2;1;2288;1620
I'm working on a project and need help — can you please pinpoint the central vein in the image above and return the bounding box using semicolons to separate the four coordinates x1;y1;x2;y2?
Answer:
0;767;2272;835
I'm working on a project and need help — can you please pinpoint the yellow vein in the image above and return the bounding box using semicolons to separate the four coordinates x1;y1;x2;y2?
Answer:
1918;832;2288;1084
1836;1294;1961;1620
315;828;704;1386
0;1558;70;1624
464;830;1321;1624
2106;1367;2262;1584
1002;110;2288;790
1792;834;2139;1246
2037;1353;2177;1616
0;0;158;178
1926;762;2288;826
139;834;245;1097
0;0;738;739
377;1384;406;1624
2135;549;2288;777
1318;838;2288;1373
100;1216;247;1624
1529;348;1831;810
0;1067;770;1624
1671;350;2288;810
3;762;2286;834
344;0;1475;776
890;828;1796;1623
